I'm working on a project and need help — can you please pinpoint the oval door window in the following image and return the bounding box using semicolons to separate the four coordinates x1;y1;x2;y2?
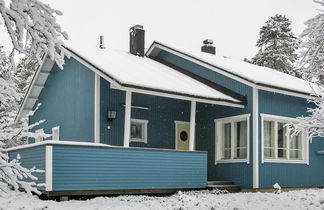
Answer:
180;131;188;141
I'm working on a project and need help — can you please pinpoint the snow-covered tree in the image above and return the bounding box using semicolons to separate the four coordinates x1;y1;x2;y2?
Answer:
251;14;301;77
0;46;18;126
0;0;67;194
0;0;69;68
0;105;50;194
14;54;38;99
291;0;324;138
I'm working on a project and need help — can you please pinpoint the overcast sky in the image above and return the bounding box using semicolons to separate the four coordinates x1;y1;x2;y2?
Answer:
1;0;321;60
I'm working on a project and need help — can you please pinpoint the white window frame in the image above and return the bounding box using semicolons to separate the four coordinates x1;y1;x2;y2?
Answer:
261;113;309;164
130;119;148;143
35;129;44;143
52;126;60;141
214;114;250;164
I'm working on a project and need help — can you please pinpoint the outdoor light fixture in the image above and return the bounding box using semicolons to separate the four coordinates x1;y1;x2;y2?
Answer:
107;109;117;121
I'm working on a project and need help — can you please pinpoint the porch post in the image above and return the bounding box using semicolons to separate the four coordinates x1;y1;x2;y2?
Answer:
123;91;132;147
189;101;196;151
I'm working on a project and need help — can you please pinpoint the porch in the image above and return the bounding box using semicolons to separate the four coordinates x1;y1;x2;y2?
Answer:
7;141;207;196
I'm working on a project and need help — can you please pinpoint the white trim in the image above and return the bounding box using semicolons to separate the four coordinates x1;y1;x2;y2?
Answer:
252;87;259;189
45;145;53;191
148;42;312;99
130;118;148;143
174;120;190;125
121;104;149;110
123;91;132;147
94;73;101;143
260;113;308;165
189;101;196;151
260;113;299;122
214;114;250;164
51;126;60;141
213;114;251;123
123;87;244;108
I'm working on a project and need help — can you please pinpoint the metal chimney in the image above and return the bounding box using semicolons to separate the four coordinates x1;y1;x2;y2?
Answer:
201;39;215;55
129;25;145;57
99;35;106;49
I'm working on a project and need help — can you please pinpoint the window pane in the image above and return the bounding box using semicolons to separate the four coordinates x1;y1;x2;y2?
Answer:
234;121;247;159
264;121;275;158
290;150;302;160
131;122;143;139
277;149;287;159
235;148;247;159
222;123;231;159
290;133;302;149
264;121;275;147
277;122;288;158
264;148;275;158
224;149;231;159
290;133;302;160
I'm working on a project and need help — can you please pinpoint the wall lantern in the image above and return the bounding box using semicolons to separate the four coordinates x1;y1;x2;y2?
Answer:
107;109;117;121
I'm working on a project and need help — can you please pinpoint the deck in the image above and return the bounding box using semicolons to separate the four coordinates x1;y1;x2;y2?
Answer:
7;141;207;197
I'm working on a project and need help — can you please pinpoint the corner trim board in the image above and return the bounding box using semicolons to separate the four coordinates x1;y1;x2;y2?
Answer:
45;145;53;191
123;91;132;147
94;74;100;143
252;87;259;188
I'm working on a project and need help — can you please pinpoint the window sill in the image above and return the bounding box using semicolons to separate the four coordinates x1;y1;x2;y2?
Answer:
263;159;308;164
130;139;147;144
215;159;249;164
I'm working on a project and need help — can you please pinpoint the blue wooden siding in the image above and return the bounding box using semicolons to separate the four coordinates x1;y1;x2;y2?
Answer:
29;57;95;143
155;50;253;188
100;78;191;148
8;146;46;190
259;90;324;188
52;145;207;191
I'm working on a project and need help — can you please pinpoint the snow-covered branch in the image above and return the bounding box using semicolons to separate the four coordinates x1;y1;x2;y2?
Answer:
0;103;49;194
291;0;324;139
0;0;69;68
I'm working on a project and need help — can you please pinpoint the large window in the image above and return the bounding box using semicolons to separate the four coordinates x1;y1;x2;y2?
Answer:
215;114;250;163
130;119;148;143
261;114;307;163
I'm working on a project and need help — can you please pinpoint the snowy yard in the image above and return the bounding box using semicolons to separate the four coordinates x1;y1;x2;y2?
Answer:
1;189;324;210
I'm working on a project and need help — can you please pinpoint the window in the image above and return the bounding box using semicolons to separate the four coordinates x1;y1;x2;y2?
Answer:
215;114;250;163
52;126;60;140
35;129;44;143
261;114;307;163
130;119;148;143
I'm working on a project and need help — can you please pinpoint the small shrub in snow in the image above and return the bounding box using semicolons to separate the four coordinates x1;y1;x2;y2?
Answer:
273;183;282;194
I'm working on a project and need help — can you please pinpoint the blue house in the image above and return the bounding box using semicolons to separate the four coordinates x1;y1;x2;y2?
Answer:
8;25;324;197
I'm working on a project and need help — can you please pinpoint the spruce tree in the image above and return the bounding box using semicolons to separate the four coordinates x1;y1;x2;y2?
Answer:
14;55;38;100
251;14;300;77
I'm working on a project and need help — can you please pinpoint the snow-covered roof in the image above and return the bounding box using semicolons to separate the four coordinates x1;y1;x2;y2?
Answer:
16;41;246;121
64;42;242;105
148;41;314;96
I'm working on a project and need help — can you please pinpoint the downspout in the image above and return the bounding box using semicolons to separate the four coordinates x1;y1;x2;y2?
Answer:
252;87;259;188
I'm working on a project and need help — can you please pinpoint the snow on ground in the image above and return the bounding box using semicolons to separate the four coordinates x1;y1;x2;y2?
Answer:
1;189;324;210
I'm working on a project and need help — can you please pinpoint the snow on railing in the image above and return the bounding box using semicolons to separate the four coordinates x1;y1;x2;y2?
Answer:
6;140;207;153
